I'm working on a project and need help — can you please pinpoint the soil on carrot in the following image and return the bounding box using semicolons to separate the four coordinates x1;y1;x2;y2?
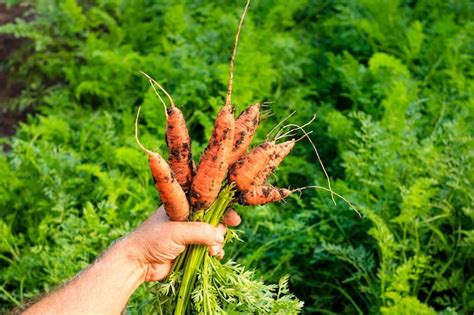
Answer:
0;3;30;140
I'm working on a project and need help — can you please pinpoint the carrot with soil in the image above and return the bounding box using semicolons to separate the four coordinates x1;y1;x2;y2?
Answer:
189;0;251;210
228;141;275;190
141;72;195;194
239;184;360;212
189;104;234;210
253;139;295;185
229;102;261;165
238;185;291;205
135;106;190;221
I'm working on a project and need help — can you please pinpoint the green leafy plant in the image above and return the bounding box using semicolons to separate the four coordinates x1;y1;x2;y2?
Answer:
0;0;472;313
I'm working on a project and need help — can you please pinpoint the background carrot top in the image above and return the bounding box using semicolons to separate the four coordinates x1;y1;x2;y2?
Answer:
0;0;473;313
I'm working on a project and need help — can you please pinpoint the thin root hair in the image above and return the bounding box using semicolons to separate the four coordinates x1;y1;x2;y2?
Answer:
226;0;251;106
295;130;313;142
140;71;176;109
274;127;313;142
282;121;336;205
266;111;296;141
274;115;316;141
134;106;155;156
144;77;168;118
260;109;274;121
292;185;361;217
293;188;303;197
271;129;313;143
275;132;297;140
260;109;273;115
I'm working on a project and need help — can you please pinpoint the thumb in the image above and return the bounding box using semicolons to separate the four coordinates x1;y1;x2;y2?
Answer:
175;222;225;246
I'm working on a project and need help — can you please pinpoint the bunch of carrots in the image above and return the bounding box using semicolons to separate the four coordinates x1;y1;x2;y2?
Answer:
135;1;354;313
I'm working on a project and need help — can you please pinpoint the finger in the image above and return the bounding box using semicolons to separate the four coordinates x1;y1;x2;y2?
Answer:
175;222;224;246
144;261;173;282
209;245;221;256
215;224;227;244
217;249;225;260
223;209;241;227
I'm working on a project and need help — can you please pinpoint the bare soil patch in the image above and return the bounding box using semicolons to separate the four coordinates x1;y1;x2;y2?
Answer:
0;3;31;139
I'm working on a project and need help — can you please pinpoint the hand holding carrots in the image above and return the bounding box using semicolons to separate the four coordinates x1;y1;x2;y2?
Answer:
124;205;241;282
132;1;356;312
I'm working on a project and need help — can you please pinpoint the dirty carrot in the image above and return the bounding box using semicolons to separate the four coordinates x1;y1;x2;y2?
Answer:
253;139;295;185
228;102;261;165
141;72;195;193
135;106;190;221
189;104;234;210
165;106;194;193
238;184;359;214
228;141;275;190
238;185;291;205
189;0;250;210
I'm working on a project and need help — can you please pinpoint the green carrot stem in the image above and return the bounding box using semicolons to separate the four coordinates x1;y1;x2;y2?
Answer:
173;185;235;314
167;245;188;281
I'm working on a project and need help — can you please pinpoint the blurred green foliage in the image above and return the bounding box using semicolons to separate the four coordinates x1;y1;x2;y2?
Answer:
0;0;473;313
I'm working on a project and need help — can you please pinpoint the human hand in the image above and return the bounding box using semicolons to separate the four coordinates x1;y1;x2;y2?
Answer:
123;206;241;282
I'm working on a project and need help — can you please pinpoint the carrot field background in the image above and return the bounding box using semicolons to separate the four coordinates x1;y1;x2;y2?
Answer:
0;0;473;313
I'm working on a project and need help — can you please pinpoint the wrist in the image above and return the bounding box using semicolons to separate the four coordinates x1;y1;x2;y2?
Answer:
25;236;148;314
110;237;147;285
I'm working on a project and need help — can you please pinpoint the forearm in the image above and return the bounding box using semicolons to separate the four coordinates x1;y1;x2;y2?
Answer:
24;238;145;315
22;205;235;314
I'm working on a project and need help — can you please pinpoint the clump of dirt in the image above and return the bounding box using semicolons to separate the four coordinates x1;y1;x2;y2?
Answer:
0;3;31;139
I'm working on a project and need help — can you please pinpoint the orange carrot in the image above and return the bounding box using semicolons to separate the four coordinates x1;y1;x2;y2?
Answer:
238;185;291;205
253;139;295;185
239;184;360;215
166;106;194;193
140;72;195;193
189;0;249;210
228;141;275;190
190;104;234;209
228;102;261;165
135;107;189;221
